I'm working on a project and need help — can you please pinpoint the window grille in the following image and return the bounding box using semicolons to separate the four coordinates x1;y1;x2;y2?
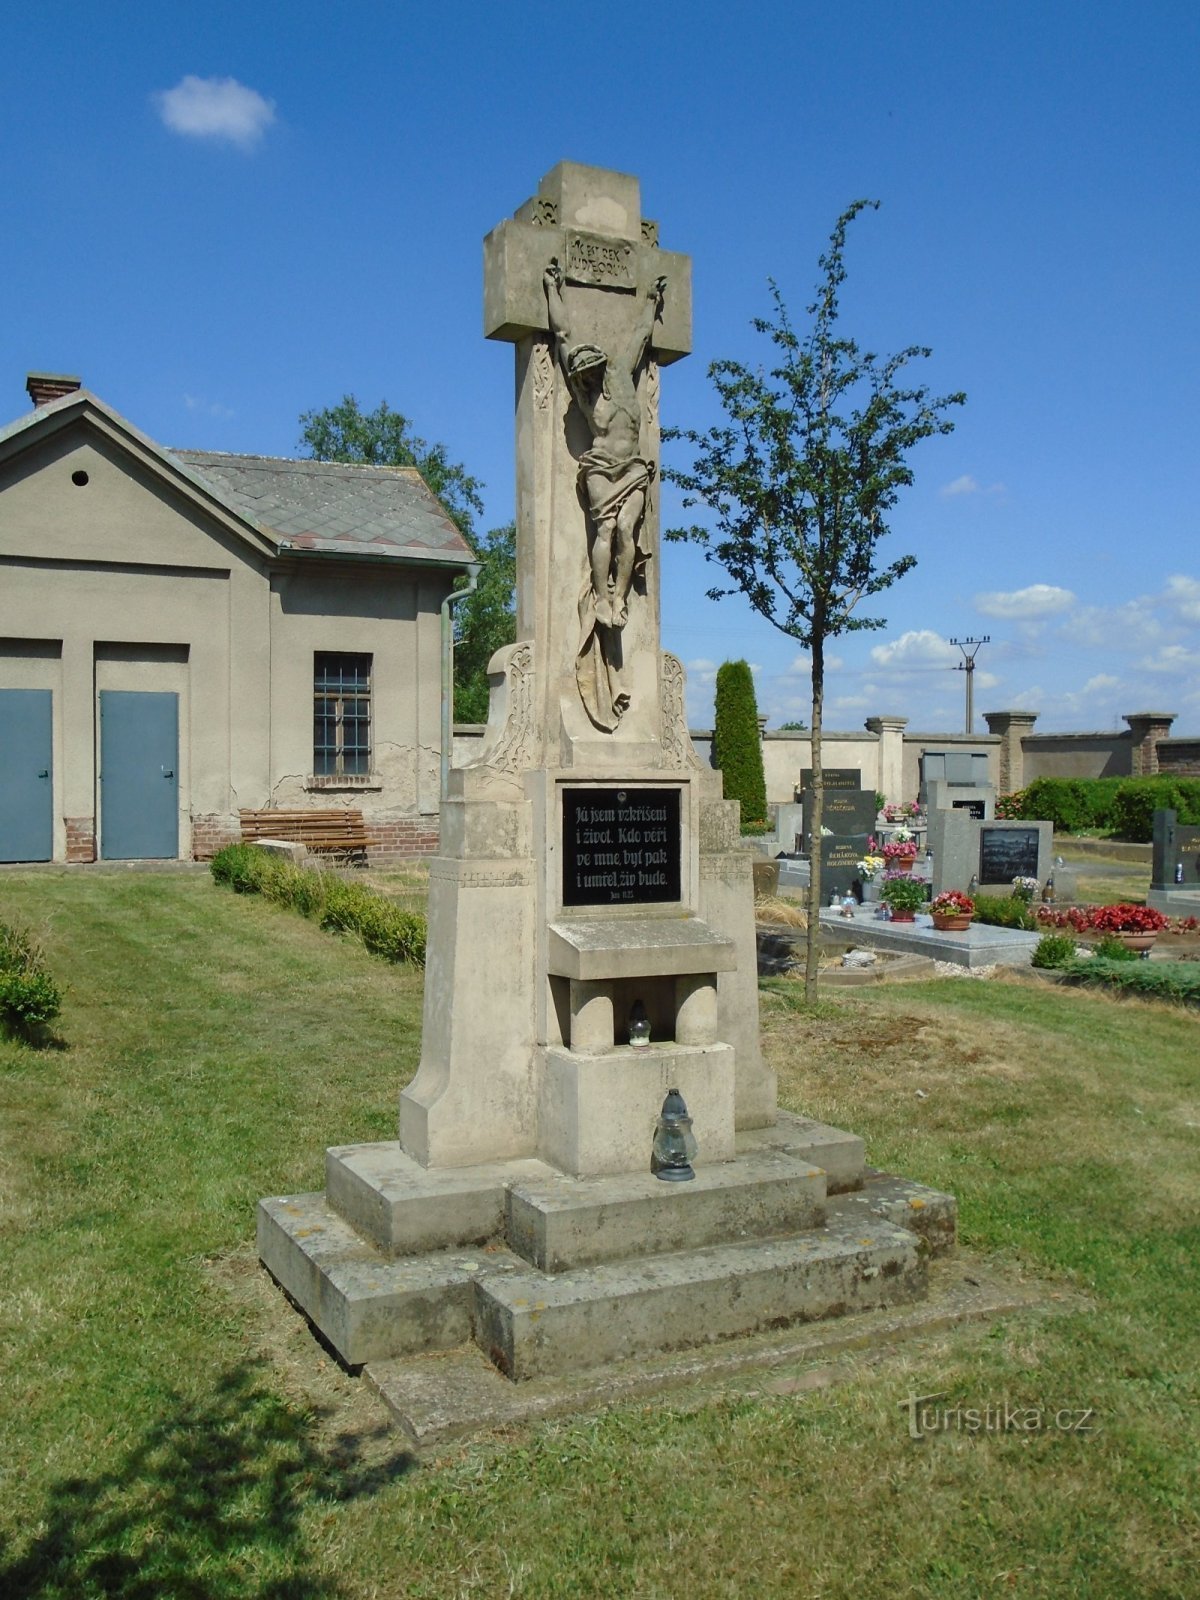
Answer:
313;653;371;776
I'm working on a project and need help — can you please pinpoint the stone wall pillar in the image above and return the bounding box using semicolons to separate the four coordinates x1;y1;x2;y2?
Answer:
864;716;907;804
1125;711;1176;776
983;710;1038;793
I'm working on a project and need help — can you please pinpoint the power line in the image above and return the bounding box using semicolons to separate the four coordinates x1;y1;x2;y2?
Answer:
950;636;990;733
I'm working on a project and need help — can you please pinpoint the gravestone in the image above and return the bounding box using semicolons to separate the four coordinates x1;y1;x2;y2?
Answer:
800;768;877;899
257;164;952;1400
1151;808;1200;891
927;809;1054;898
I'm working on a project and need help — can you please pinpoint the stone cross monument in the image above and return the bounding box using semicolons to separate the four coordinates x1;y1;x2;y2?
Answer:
399;162;772;1174
257;165;955;1402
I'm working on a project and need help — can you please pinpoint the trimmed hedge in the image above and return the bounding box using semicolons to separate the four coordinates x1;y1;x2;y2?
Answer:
713;659;768;828
210;844;426;967
1009;775;1200;841
0;922;62;1035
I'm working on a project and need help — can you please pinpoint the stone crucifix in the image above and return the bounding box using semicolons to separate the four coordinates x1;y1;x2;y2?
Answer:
484;163;691;740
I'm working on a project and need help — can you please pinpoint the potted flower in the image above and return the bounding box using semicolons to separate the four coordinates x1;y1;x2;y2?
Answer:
1087;902;1168;953
879;870;928;922
1011;875;1041;905
929;890;975;931
856;849;885;903
881;829;919;874
883;800;921;824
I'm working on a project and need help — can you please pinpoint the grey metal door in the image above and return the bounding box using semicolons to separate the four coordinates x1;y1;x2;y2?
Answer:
99;691;179;860
0;689;53;862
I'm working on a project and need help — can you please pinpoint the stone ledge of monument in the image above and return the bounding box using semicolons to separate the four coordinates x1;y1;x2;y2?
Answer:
844;1172;957;1258
505;1153;827;1273
326;1142;551;1257
735;1112;865;1194
257;1193;490;1368
472;1212;929;1382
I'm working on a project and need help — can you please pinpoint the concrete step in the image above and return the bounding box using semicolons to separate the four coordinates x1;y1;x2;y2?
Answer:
257;1192;524;1366
505;1150;826;1272
832;1172;958;1258
325;1141;552;1257
473;1209;927;1381
736;1111;865;1192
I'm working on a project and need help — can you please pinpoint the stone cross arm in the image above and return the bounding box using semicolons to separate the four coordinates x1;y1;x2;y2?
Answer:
483;162;692;365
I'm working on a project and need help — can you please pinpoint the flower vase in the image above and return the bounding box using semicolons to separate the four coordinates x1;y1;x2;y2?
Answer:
931;913;973;932
888;910;916;923
1114;932;1157;954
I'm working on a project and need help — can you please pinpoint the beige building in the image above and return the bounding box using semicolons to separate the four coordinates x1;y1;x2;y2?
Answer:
0;374;474;864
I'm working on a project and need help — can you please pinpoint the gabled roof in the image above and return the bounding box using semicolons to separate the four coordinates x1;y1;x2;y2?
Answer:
0;387;475;571
173;451;472;563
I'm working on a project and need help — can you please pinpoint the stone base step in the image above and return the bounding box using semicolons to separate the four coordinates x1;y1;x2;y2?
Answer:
838;1172;957;1258
257;1193;523;1366
506;1150;826;1272
736;1111;865;1192
474;1209;928;1381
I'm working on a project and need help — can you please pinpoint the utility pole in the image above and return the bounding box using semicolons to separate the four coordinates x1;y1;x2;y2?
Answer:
950;636;989;734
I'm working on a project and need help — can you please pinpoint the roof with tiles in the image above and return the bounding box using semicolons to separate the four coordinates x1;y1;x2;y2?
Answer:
172;450;474;565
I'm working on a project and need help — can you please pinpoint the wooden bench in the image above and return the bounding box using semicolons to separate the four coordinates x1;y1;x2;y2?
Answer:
239;809;371;861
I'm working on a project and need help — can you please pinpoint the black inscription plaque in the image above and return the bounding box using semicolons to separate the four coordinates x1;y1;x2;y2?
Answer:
979;826;1040;885
953;799;986;820
563;787;681;906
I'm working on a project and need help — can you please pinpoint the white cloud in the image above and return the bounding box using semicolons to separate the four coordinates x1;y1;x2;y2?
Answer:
1163;574;1200;624
1136;645;1200;675
787;651;842;674
1083;674;1120;693
1059;598;1161;651
940;474;1005;498
974;671;1001;690
975;584;1075;619
154;76;276;148
869;629;958;669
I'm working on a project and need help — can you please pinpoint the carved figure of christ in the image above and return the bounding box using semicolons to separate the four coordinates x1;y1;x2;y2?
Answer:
543;259;666;631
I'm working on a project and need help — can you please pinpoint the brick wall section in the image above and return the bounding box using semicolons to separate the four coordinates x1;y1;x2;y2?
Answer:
365;817;440;864
1158;740;1200;777
64;817;96;863
191;814;241;861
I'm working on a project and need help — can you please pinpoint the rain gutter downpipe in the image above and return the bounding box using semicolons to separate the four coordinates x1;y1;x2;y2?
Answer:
441;562;482;801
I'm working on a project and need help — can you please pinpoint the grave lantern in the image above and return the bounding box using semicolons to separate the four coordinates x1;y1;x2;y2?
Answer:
652;1087;697;1181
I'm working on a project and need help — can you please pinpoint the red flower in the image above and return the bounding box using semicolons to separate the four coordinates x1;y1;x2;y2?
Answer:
1087;903;1167;934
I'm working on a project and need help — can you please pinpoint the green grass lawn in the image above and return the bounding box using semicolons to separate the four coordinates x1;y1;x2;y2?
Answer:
1;871;1198;1598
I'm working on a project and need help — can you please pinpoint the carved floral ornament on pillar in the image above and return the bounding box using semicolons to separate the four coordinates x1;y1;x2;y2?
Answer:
543;259;667;730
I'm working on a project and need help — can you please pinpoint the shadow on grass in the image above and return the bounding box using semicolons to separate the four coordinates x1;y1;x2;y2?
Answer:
0;1361;415;1599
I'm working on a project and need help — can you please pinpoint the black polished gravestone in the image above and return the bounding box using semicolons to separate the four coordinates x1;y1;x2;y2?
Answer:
1152;808;1200;890
800;769;878;900
799;769;878;843
978;826;1040;885
562;787;682;906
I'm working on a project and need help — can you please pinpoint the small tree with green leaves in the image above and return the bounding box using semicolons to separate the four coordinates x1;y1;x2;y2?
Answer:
452;522;517;723
713;660;768;829
667;201;964;997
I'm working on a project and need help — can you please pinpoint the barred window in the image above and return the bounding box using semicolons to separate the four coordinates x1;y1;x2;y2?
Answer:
313;653;372;776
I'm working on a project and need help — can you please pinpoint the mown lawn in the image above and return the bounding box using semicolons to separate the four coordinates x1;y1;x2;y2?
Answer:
1;870;1197;1598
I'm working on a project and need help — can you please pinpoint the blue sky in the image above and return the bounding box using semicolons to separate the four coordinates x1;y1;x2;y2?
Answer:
4;1;1198;736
